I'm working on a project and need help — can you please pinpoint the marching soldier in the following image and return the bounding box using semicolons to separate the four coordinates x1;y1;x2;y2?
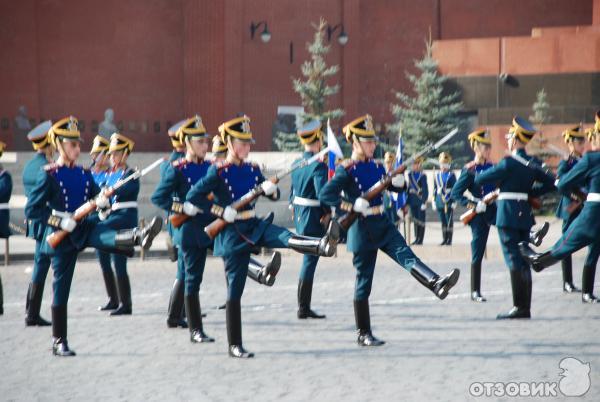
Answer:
290;121;328;319
96;133;140;316
23;121;54;326
184;115;339;358
475;117;555;319
89;135;119;311
0;141;11;316
554;125;586;293
520;117;600;303
407;156;428;245
433;152;456;245
451;129;497;302
319;115;460;346
24;116;162;356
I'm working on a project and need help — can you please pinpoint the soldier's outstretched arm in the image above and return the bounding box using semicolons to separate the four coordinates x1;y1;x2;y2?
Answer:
474;159;508;186
556;155;589;195
318;165;350;208
151;164;178;211
451;169;473;207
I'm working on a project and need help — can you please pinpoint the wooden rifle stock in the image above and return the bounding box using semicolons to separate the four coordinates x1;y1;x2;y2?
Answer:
459;190;499;225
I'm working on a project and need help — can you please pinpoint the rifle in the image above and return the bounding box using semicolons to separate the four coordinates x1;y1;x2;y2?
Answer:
46;157;165;248
170;146;342;235
546;145;587;214
337;128;459;232
459;189;499;225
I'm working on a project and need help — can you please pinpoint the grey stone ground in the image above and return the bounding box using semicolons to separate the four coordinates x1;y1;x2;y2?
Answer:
1;247;599;401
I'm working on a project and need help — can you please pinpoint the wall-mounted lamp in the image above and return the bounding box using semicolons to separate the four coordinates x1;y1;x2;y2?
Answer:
326;23;348;46
250;21;271;43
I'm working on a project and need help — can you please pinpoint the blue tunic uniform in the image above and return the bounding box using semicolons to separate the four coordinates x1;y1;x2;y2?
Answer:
152;158;214;294
433;170;456;239
451;161;497;265
162;150;186;280
290;151;328;282
23;153;52;284
319;159;423;300
407;170;428;226
187;161;291;300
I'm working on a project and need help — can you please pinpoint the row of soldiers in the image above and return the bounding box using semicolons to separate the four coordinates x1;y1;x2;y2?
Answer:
1;111;598;358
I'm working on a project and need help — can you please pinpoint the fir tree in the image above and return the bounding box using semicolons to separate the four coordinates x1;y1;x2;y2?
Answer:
389;35;463;157
274;18;344;151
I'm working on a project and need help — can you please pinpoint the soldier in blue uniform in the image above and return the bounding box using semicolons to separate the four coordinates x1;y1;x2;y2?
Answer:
290;120;328;319
475;117;555;319
451;129;497;302
407;156;428;245
22;121;55;325
95;133;140;316
25;116;162;356
89;135;120;311
0;141;11;316
319;115;460;346
520;119;600;304
553;125;586;293
433;152;456;245
185;115;340;358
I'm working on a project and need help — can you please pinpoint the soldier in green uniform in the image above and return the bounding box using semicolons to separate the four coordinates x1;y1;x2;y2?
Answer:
184;115;340;358
451;129;496;302
433;152;456;245
520;117;600;303
319;115;460;346
0;141;11;316
407;156;428;245
22;121;55;325
554;125;586;293
475;117;555;319
290;121;328;319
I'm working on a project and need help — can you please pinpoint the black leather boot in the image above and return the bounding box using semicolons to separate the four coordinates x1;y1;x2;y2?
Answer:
411;223;420;245
166;236;178;262
561;256;580;293
354;299;384;346
247;252;281;287
226;300;254;358
446;225;453;246
110;275;132;316
185;293;214;343
98;271;119;311
288;220;340;257
419;225;425;245
440;227;447;246
51;305;75;356
297;280;326;319
529;221;549;247
470;262;486;302
582;265;599;304
167;279;188;328
519;242;559;272
410;261;460;300
496;270;531;319
25;283;51;326
114;216;163;251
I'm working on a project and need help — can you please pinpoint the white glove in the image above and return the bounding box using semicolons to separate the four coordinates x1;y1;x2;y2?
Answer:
391;175;405;188
475;200;487;214
95;194;110;209
261;180;278;196
353;197;370;215
431;201;437;211
223;206;237;223
182;201;199;216
59;217;77;232
98;209;110;221
420;204;427;211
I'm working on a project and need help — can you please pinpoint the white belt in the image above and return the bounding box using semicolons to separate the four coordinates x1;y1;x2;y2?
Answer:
112;201;138;210
0;203;9;210
293;196;321;207
497;192;528;201
587;193;600;202
51;210;72;219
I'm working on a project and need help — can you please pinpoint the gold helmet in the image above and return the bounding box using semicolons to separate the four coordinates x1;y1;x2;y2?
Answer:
467;128;491;148
108;133;134;154
48;116;81;148
297;120;323;145
176;115;207;144
562;124;585;143
90;135;110;154
27;120;53;150
0;140;6;157
438;152;452;164
343;115;377;143
507;116;536;144
218;115;254;144
212;134;227;155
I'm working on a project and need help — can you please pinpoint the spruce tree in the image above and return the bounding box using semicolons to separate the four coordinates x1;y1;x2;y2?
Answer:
274;18;344;151
389;35;463;157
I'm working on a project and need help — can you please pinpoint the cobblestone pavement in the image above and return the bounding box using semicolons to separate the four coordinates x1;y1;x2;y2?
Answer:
1;251;598;401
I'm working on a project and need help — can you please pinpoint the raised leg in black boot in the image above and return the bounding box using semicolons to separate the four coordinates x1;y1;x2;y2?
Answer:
51;305;75;356
226;300;253;358
410;261;460;300
354;299;384;346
